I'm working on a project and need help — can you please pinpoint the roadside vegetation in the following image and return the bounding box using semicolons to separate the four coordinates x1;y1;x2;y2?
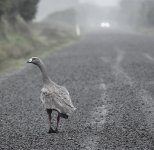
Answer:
119;0;154;35
0;0;76;73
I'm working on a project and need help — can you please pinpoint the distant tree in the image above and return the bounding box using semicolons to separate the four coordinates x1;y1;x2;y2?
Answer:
120;0;154;27
0;0;11;18
119;0;144;26
143;0;154;26
0;0;39;22
18;0;39;21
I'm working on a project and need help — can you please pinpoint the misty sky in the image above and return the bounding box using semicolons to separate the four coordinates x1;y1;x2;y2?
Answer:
36;0;120;21
80;0;119;6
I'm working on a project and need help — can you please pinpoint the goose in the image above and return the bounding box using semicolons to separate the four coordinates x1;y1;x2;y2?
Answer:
27;57;76;133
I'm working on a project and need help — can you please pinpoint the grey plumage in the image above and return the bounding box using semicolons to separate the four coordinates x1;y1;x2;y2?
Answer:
27;57;76;133
40;79;76;115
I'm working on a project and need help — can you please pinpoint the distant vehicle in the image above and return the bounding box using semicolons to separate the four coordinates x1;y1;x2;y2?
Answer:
100;22;111;28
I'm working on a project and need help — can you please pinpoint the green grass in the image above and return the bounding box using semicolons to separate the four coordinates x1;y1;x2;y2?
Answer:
0;18;78;74
0;38;75;74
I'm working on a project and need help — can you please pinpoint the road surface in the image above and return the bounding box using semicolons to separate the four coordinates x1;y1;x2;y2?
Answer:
1;30;154;149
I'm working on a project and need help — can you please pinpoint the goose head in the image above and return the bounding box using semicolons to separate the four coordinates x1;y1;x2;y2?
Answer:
27;57;51;83
27;57;42;66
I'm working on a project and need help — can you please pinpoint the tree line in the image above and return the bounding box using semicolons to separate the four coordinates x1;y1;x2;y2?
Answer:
120;0;154;27
0;0;39;22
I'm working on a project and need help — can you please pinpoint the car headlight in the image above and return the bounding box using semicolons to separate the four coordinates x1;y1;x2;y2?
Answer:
101;22;110;28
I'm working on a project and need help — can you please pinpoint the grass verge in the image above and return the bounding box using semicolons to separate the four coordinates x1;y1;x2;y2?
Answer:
0;19;77;74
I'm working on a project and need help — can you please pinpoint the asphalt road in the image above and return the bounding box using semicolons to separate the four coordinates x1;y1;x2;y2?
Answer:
1;30;154;149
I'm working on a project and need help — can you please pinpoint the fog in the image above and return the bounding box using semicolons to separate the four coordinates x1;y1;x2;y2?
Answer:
80;0;120;6
36;0;78;21
36;0;154;33
36;0;120;21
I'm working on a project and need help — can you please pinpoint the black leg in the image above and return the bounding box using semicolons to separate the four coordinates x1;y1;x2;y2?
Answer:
46;109;54;133
55;113;60;133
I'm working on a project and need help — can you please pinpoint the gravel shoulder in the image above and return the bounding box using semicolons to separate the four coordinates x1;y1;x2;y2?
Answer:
1;31;154;149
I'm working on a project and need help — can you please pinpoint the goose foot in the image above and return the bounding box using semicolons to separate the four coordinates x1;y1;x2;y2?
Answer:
48;128;55;133
54;129;59;133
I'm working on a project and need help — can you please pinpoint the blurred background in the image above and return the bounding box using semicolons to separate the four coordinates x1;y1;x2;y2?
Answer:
0;0;154;72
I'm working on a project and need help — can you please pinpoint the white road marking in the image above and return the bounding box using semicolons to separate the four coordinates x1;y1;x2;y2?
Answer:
113;49;154;109
138;89;154;107
86;81;108;127
100;56;111;63
113;50;154;134
99;83;107;90
101;48;154;106
143;53;154;61
80;136;100;150
81;80;109;150
115;48;125;66
144;53;154;61
101;48;132;85
89;105;107;128
113;48;133;85
100;49;154;143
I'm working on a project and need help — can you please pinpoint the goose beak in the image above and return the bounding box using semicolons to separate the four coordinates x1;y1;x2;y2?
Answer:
27;58;32;63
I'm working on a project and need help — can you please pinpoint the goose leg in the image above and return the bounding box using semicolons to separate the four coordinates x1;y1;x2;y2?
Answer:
46;109;54;133
55;113;60;133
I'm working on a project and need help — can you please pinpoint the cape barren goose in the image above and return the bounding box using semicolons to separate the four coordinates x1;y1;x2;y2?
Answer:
27;57;76;133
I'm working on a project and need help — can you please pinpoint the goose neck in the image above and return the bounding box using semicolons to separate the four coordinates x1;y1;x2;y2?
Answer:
38;62;50;84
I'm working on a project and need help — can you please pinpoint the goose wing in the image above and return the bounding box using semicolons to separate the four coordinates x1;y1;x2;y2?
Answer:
40;85;76;113
55;86;76;109
40;87;55;109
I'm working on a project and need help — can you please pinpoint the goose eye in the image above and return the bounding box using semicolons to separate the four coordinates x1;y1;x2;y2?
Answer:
28;58;33;62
